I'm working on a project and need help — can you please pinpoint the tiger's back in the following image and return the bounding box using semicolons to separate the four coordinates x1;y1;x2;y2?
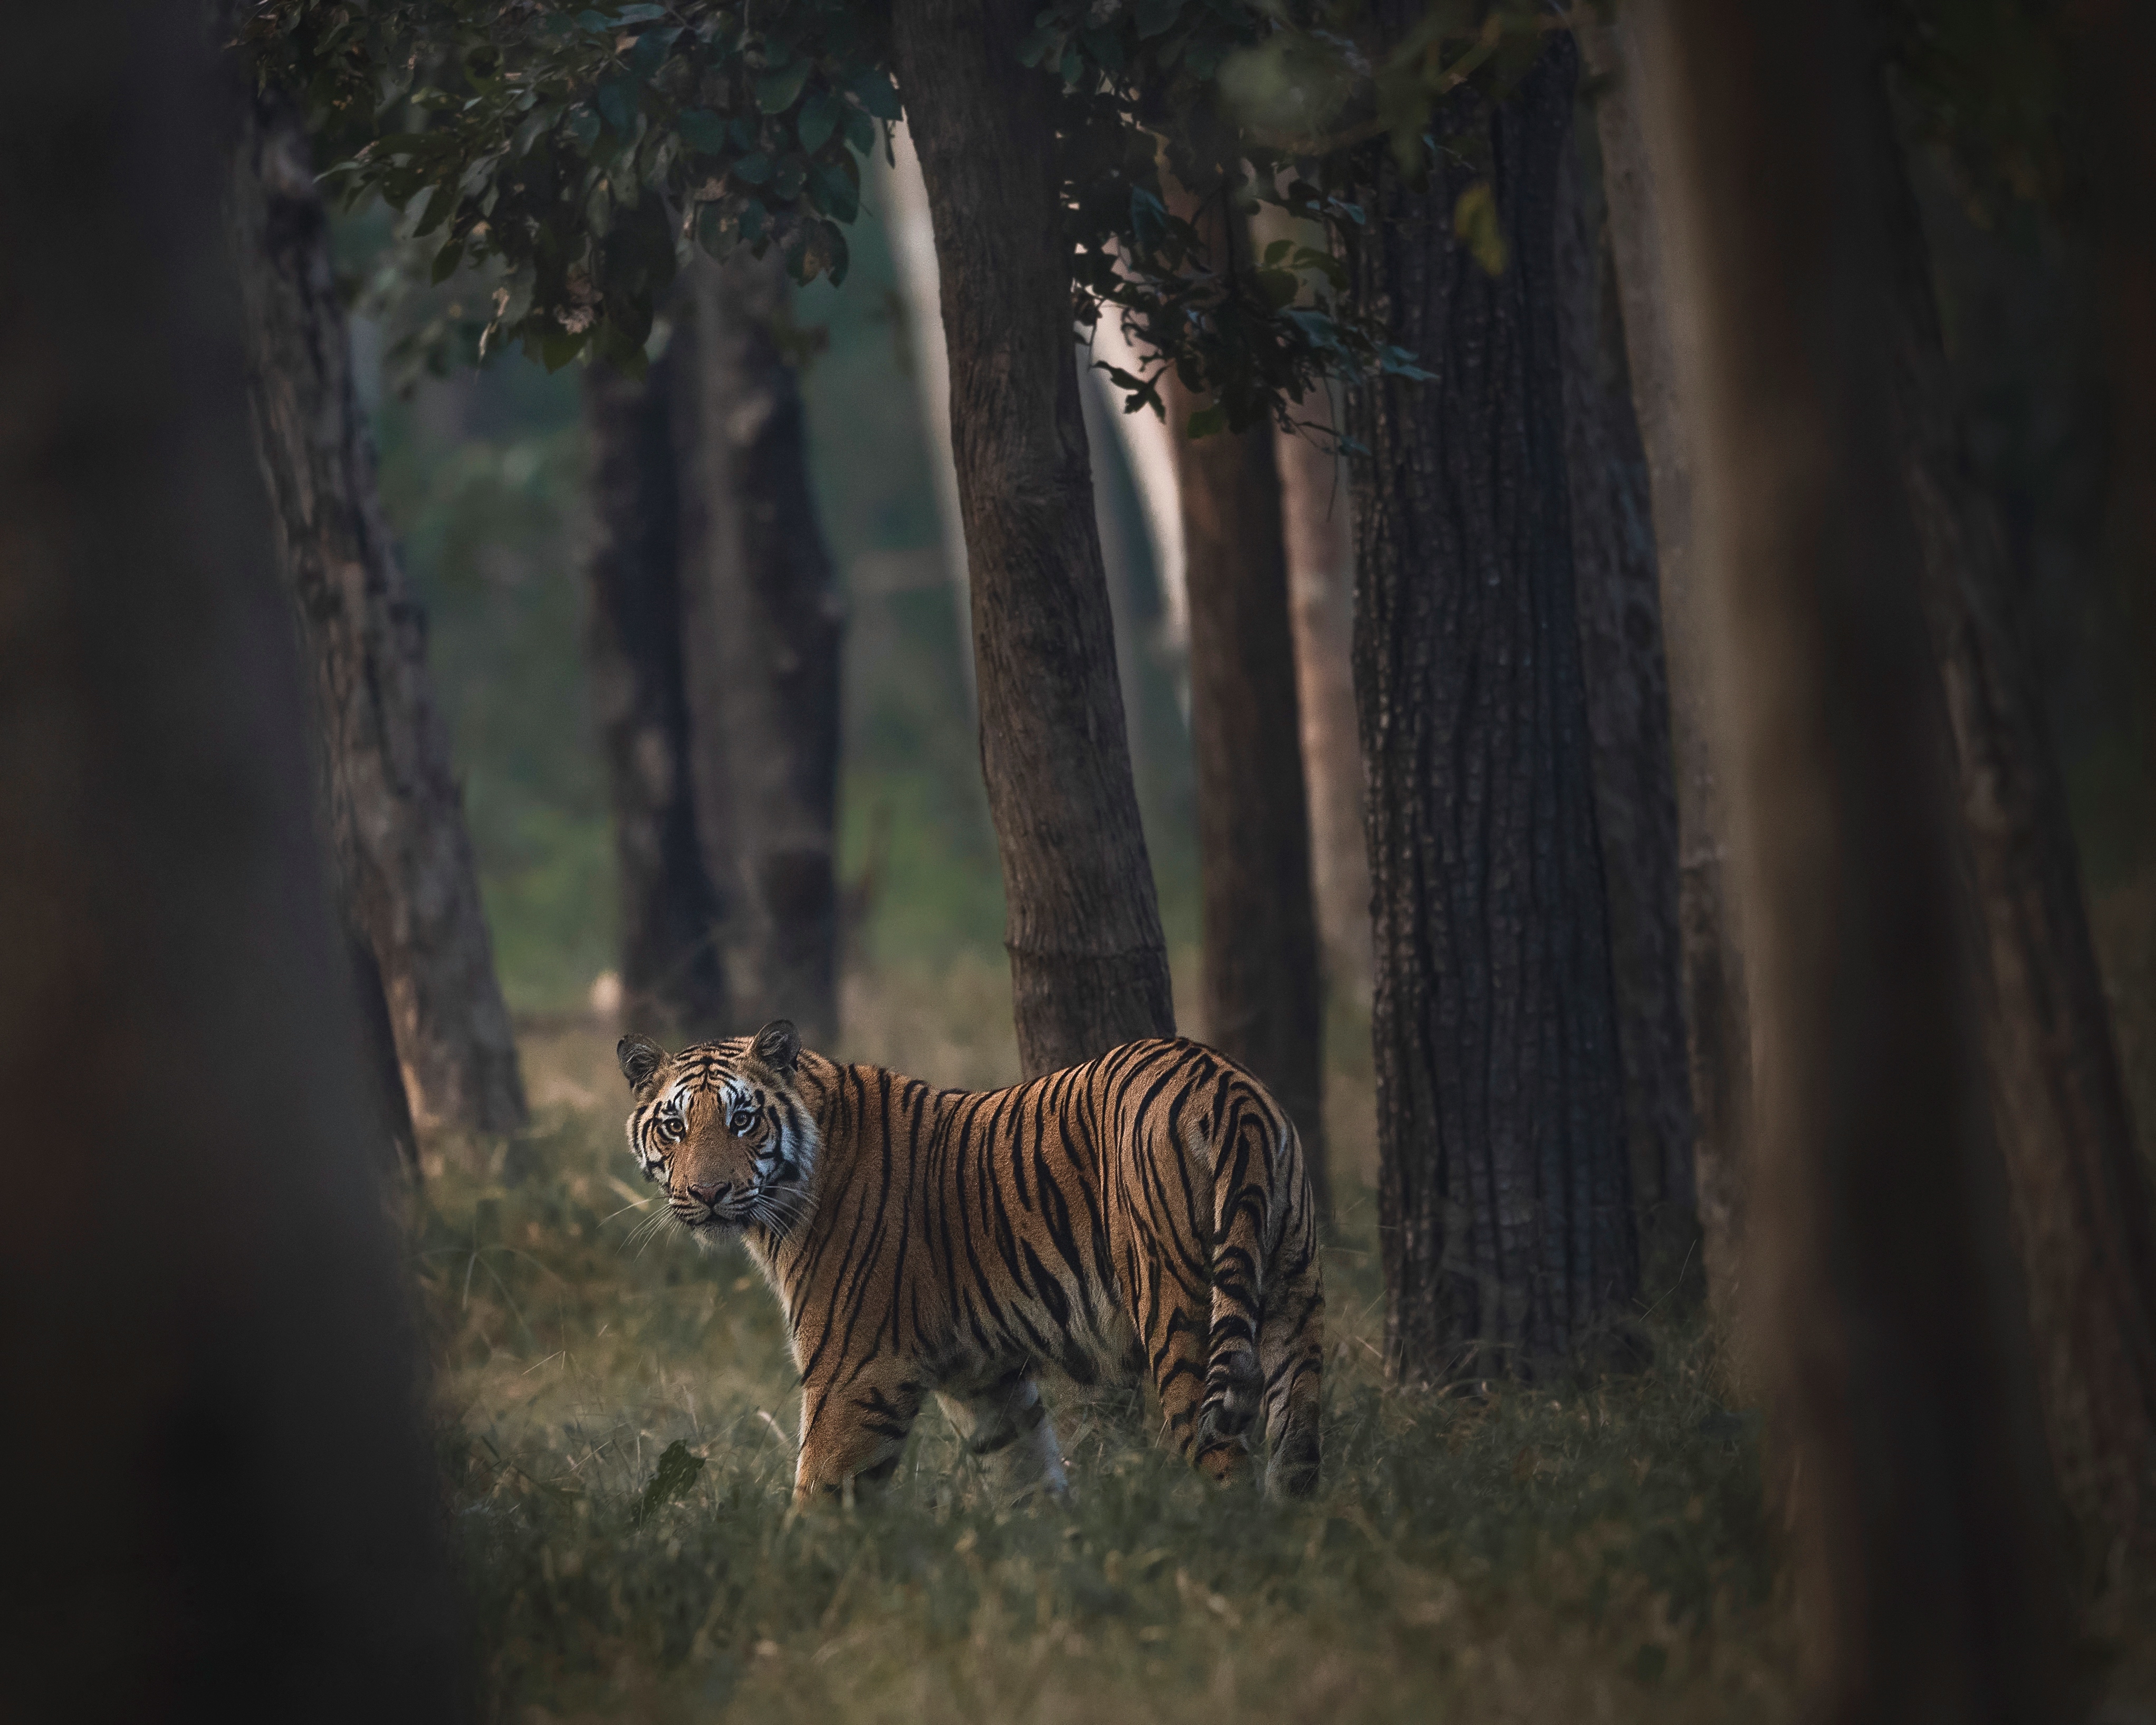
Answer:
618;1024;1324;1500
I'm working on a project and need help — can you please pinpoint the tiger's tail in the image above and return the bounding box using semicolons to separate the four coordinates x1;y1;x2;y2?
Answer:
1197;1082;1283;1447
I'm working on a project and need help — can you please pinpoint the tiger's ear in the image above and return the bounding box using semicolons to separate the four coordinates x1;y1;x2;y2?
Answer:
750;1019;800;1076
617;1033;666;1094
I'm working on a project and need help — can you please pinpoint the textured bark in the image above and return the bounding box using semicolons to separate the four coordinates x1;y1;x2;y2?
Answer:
683;252;844;1047
891;0;1176;1077
227;85;525;1135
1161;190;1326;1211
1276;390;1373;1007
1874;79;2156;1562
1637;1;2068;1713
0;12;462;1712
582;330;732;1040
1582;17;1752;1327
1555;125;1699;1297
1351;29;1637;1381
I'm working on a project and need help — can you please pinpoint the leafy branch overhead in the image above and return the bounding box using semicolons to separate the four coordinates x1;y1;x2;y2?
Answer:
246;0;1549;428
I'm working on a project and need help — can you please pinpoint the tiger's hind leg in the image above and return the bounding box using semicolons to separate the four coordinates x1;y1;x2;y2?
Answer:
936;1367;1068;1502
1257;1244;1324;1500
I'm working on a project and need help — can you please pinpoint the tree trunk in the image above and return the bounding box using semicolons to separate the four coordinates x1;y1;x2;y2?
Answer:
683;252;844;1048
1636;1;2068;1713
1555;120;1700;1298
582;326;732;1040
1161;189;1326;1207
1276;390;1373;1009
1351;27;1637;1381
1;11;463;1713
1873;72;2156;1564
227;82;525;1135
890;0;1176;1076
1581;16;1752;1330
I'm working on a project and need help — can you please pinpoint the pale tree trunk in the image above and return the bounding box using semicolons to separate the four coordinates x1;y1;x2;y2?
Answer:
0;10;462;1712
1581;17;1750;1328
891;0;1176;1076
1636;1;2068;1714
1162;188;1326;1209
683;252;844;1048
1872;73;2156;1566
582;323;732;1040
1276;390;1373;1008
1555;122;1699;1297
1352;26;1638;1380
227;82;525;1135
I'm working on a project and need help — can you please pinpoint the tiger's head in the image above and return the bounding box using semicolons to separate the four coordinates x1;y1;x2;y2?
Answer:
616;1019;820;1241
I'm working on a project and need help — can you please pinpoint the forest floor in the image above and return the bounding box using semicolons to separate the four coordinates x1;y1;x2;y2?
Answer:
411;954;2156;1724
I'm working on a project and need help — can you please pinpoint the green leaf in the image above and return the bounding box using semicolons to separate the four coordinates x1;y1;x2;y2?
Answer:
731;151;772;184
806;156;859;223
568;107;601;156
1135;0;1184;37
1128;186;1167;252
1185;404;1227;439
1262;237;1294;266
739;197;766;243
1254;266;1299;308
771;154;807;202
797;91;839;154
632;1440;705;1527
676;107;726;155
756;60;811;114
430;236;465;284
611;3;668;21
841;105;876;156
851;68;902;121
597;77;638;136
1452;180;1509;276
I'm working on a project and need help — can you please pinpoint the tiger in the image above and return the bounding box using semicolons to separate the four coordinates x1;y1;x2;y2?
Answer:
616;1019;1324;1502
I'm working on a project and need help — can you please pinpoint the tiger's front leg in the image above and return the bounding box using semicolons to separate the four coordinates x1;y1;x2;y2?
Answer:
792;1367;925;1503
936;1366;1069;1503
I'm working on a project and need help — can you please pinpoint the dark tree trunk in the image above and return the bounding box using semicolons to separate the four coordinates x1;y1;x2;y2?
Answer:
682;252;844;1047
226;82;525;1135
1163;189;1326;1210
1276;391;1373;1010
1873;71;2156;1563
1555;125;1700;1298
890;0;1176;1076
1637;0;2068;1713
1582;16;1753;1334
1350;28;1637;1381
582;324;732;1040
0;10;462;1714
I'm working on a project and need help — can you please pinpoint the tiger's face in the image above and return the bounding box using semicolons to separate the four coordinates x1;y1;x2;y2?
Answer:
617;1020;818;1240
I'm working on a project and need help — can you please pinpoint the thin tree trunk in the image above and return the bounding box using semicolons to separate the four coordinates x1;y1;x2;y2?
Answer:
1161;190;1326;1212
1555;121;1700;1298
1636;1;2068;1713
1;11;462;1712
1581;16;1752;1331
1873;72;2156;1564
1352;27;1637;1381
890;0;1176;1076
582;324;732;1040
1276;389;1373;1008
227;82;525;1135
683;252;844;1047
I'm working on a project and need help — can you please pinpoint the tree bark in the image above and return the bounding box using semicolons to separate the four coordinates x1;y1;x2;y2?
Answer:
890;0;1177;1077
227;82;525;1135
1161;189;1326;1208
0;10;463;1712
1873;72;2156;1564
1276;389;1374;1008
1636;1;2069;1713
683;251;845;1048
1581;17;1751;1329
1555;122;1700;1298
1351;27;1637;1381
582;328;733;1041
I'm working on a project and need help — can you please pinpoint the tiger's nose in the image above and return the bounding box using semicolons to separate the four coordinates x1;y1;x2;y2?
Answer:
687;1181;731;1207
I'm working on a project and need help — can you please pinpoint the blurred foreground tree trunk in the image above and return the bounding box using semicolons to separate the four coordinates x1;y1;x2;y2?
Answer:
892;0;1176;1076
0;9;463;1715
226;78;525;1136
1276;392;1372;1011
582;318;732;1041
1582;17;1751;1328
682;252;844;1048
1874;73;2156;1565
1638;0;2069;1713
1352;27;1638;1381
1163;186;1326;1210
1555;124;1698;1298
